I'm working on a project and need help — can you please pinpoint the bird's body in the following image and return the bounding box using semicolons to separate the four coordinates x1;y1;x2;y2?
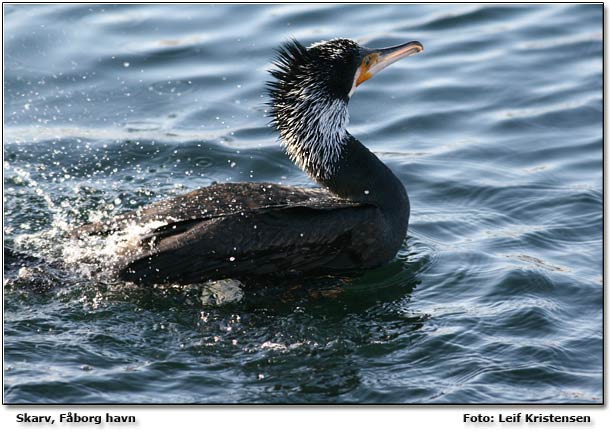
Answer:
73;37;423;285
76;182;388;284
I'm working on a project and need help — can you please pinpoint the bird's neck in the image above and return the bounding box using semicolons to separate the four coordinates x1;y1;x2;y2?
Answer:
320;134;409;212
277;95;409;217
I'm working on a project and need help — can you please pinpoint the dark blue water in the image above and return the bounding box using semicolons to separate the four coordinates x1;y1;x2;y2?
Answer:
4;4;602;403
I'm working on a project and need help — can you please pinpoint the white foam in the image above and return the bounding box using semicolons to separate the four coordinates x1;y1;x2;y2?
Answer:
199;279;245;305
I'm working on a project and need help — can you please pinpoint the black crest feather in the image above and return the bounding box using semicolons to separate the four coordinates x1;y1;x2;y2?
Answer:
266;39;310;128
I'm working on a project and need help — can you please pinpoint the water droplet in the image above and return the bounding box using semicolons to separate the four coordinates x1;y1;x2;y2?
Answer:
229;256;236;262
123;62;130;68
364;190;370;195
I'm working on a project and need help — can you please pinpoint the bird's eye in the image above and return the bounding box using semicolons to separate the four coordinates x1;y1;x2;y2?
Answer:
364;57;371;67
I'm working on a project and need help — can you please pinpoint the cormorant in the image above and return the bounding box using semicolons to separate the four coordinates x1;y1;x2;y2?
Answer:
72;38;424;285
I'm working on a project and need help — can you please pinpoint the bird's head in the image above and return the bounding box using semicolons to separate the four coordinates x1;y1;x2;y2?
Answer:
267;38;423;179
268;38;423;102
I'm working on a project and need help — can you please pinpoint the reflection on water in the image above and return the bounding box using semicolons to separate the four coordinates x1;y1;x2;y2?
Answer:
3;3;602;403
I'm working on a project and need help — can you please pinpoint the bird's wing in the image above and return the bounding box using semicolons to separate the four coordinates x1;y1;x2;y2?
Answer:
117;201;383;285
71;182;334;238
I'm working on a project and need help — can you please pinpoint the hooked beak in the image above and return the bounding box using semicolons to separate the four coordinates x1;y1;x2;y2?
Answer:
355;40;424;87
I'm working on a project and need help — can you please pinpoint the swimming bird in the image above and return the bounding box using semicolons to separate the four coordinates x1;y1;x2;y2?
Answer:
73;38;424;285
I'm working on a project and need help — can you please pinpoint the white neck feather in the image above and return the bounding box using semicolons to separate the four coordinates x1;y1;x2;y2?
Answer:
278;91;349;180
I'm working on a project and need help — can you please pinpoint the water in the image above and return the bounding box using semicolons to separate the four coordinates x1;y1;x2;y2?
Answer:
3;4;602;404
